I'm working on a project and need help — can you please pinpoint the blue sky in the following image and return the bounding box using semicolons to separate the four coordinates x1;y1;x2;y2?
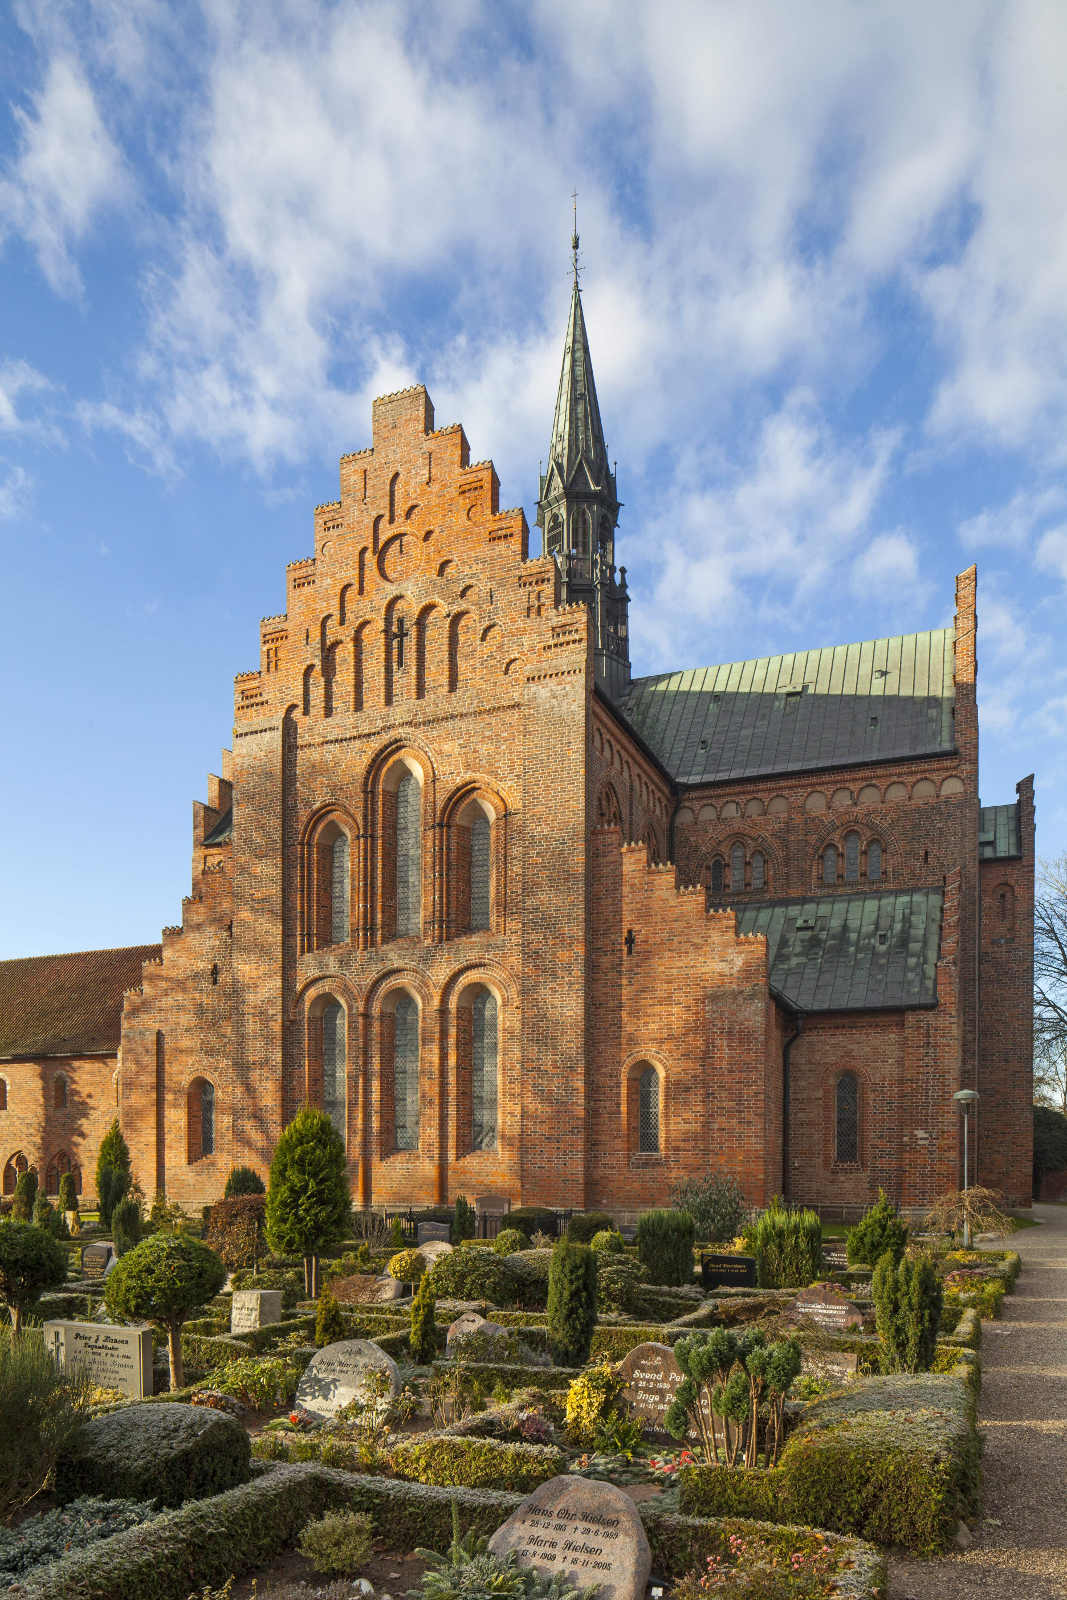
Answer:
1;0;1064;960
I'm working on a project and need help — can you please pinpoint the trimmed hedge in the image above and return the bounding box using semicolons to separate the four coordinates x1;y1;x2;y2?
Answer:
431;1358;577;1393
55;1403;251;1508
388;1433;564;1491
590;1323;681;1359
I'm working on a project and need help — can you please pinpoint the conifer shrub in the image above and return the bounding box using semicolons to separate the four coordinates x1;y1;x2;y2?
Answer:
747;1199;822;1288
669;1173;746;1243
493;1227;530;1255
546;1238;597;1366
635;1208;696;1287
873;1249;943;1372
566;1211;613;1243
58;1173;79;1214
265;1107;350;1297
11;1169;38;1223
410;1272;437;1364
846;1189;908;1266
111;1197;143;1257
589;1229;624;1254
223;1166;266;1198
32;1194;66;1239
594;1254;646;1314
95;1122;132;1231
314;1285;348;1347
452;1195;476;1244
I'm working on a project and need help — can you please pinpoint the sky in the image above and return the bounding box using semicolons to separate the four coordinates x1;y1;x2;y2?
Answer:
1;0;1065;960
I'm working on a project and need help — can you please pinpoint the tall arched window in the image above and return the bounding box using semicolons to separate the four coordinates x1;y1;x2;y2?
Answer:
393;992;420;1151
45;1153;72;1194
395;771;422;937
322;1001;346;1140
330;833;350;945
2;1153;28;1195
844;832;860;882
867;840;883;881
730;843;745;889
470;813;491;931
471;988;498;1150
638;1066;660;1153
187;1079;215;1162
54;1074;68;1110
822;844;838;885
835;1072;859;1164
710;857;725;894
751;851;766;890
0;1078;7;1111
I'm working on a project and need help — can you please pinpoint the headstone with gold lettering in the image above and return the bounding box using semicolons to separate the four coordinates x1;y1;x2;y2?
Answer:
789;1282;865;1333
489;1476;650;1600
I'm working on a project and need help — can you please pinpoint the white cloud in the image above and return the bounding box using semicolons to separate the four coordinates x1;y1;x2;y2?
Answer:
850;532;925;601
1034;525;1067;586
0;464;32;520
0;54;129;296
76;399;179;479
959;487;1067;550
0;360;52;434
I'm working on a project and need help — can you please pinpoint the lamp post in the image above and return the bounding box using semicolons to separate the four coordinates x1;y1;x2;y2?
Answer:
953;1089;980;1247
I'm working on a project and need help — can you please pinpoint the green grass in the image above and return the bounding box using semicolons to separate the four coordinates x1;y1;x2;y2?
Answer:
1009;1213;1042;1227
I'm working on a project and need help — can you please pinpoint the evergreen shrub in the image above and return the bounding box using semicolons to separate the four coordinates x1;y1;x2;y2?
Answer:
845;1190;908;1266
265;1107;350;1297
11;1169;38;1223
386;1433;564;1492
95;1122;131;1231
493;1228;529;1255
104;1233;226;1389
0;1220;67;1335
111;1197;142;1257
298;1509;374;1575
594;1255;646;1315
452;1195;476;1244
635;1209;696;1287
314;1286;348;1348
873;1250;943;1372
546;1238;597;1366
409;1273;437;1364
566;1211;613;1243
31;1195;66;1239
223;1167;266;1198
747;1200;822;1288
669;1173;746;1243
387;1248;425;1283
426;1249;519;1306
0;1496;157;1583
58;1173;79;1213
505;1207;559;1238
589;1229;624;1254
55;1402;250;1507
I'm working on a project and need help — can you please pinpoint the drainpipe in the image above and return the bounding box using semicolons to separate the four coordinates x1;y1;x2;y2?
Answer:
781;1009;804;1202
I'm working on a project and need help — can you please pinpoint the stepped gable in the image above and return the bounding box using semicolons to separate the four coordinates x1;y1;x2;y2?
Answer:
620;627;956;785
0;945;161;1058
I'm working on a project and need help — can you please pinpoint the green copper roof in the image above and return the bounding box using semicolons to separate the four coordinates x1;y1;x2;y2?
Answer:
620;628;956;784
733;889;944;1012
978;803;1020;860
545;275;611;490
203;806;233;846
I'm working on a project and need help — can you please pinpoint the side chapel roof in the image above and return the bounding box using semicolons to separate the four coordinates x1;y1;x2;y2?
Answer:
0;945;161;1060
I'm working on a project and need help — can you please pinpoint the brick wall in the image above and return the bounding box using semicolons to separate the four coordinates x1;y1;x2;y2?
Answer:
0;1054;118;1203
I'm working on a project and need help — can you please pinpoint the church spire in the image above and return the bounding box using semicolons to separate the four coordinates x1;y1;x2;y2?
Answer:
537;219;629;698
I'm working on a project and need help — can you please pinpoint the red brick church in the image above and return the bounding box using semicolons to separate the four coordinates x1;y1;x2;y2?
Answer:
0;262;1035;1216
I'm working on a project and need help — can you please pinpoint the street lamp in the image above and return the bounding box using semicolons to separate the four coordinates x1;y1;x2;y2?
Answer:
953;1089;980;1247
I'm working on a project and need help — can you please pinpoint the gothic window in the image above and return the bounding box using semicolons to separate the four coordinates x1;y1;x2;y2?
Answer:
54;1074;68;1111
0;1078;8;1111
395;770;422;938
471;988;498;1150
187;1078;216;1163
844;831;860;882
547;514;563;555
393;992;420;1151
330;832;350;944
44;1153;71;1194
835;1072;859;1164
574;508;590;554
322;1001;346;1140
2;1153;28;1195
710;857;725;894
638;1066;660;1153
751;851;766;890
867;840;883;881
597;784;622;827
730;843;745;889
470;813;491;931
822;844;838;885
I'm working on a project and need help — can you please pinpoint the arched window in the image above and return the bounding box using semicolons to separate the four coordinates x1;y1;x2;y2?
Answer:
45;1153;72;1195
730;843;745;889
394;770;422;938
844;832;860;882
750;851;766;890
187;1078;216;1163
54;1074;68;1111
547;514;563;555
2;1153;28;1195
393;992;420;1151
470;813;491;931
867;840;883;881
330;833;350;945
710;857;725;894
835;1072;859;1164
822;844;838;885
638;1067;660;1153
471;989;498;1151
597;784;622;827
0;1078;7;1112
322;1001;346;1140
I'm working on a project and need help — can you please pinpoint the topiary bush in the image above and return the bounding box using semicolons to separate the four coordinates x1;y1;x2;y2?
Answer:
635;1209;696;1287
298;1509;375;1575
594;1254;646;1315
493;1228;530;1255
387;1433;565;1492
873;1249;943;1372
388;1248;426;1284
224;1166;266;1198
426;1248;519;1306
11;1169;38;1223
0;1220;67;1334
55;1402;251;1507
111;1197;142;1257
669;1174;746;1243
410;1272;437;1364
546;1237;597;1366
589;1229;624;1254
846;1190;908;1267
104;1232;226;1389
566;1211;613;1244
747;1199;822;1289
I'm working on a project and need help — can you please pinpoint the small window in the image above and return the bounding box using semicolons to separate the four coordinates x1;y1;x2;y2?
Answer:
867;840;882;881
730;843;745;889
54;1074;68;1111
835;1072;859;1164
822;844;838;885
638;1066;660;1153
750;851;766;890
0;1079;7;1112
395;771;422;938
2;1152;28;1195
710;857;725;894
187;1078;216;1162
844;832;860;882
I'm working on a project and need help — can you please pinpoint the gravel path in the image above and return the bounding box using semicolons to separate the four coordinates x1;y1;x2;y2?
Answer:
888;1204;1067;1600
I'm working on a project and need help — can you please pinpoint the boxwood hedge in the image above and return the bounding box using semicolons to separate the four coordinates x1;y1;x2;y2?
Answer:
54;1404;251;1508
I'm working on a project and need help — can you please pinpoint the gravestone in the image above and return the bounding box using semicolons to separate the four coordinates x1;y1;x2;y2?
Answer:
417;1221;452;1246
700;1252;757;1290
332;1273;406;1305
418;1240;453;1267
81;1242;116;1281
789;1282;865;1333
618;1342;685;1436
822;1246;849;1271
44;1320;153;1399
295;1338;400;1419
230;1289;283;1335
489;1475;650;1600
445;1310;510;1357
474;1193;510;1217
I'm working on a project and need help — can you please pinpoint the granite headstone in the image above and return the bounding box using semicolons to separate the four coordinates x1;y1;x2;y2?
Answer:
789;1283;865;1332
489;1475;651;1600
81;1242;115;1281
700;1253;757;1290
417;1221;452;1246
295;1338;400;1418
230;1289;284;1334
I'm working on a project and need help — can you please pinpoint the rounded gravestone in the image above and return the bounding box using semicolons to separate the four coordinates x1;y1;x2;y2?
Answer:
489;1475;651;1600
418;1240;453;1268
295;1338;400;1419
618;1341;685;1435
445;1310;510;1357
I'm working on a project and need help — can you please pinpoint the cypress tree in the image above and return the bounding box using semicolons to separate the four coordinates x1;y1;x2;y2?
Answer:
96;1120;132;1230
265;1106;350;1297
546;1237;597;1366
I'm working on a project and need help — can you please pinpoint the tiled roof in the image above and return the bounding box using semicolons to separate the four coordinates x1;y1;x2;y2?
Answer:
619;628;956;784
202;806;233;846
732;890;943;1012
0;945;161;1059
978;803;1020;860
